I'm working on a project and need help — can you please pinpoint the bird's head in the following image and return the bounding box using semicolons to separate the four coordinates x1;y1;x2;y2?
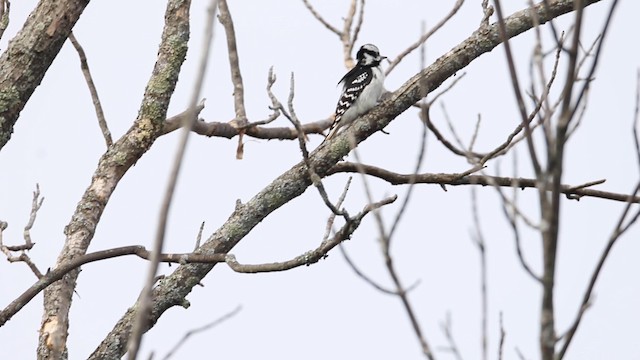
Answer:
356;44;386;66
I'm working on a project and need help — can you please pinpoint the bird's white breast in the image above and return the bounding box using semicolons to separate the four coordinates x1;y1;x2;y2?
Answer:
341;66;385;125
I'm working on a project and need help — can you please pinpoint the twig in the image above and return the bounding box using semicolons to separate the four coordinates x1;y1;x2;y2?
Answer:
470;188;488;360
498;313;506;360
386;0;464;75
440;312;462;360
387;26;430;240
338;244;416;295
161;305;242;360
496;181;542;282
0;207;391;328
0;185;44;278
493;0;541;178
340;0;359;68
241;67;280;127
557;46;637;360
218;0;246;123
439;313;464;360
127;1;219;359
194;222;205;251
350;0;365;53
388;104;428;240
224;195;396;273
218;0;247;159
480;0;494;28
69;32;113;147
301;0;341;36
323;178;352;241
350;149;433;359
282;73;349;220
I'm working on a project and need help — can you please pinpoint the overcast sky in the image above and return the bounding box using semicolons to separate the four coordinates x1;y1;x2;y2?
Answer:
1;1;639;359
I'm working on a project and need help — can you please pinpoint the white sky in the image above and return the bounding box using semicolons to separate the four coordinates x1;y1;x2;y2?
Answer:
1;1;639;359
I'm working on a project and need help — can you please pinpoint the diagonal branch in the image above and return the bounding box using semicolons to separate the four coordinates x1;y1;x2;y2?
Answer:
301;0;341;36
0;0;89;150
69;32;113;147
386;0;464;75
0;0;10;41
38;1;192;358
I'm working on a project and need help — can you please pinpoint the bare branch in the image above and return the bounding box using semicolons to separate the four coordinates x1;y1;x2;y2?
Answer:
493;0;541;178
218;0;246;123
439;313;464;360
194;221;205;251
0;185;44;279
338;244;418;296
301;0;341;36
161;305;242;360
224;195;397;273
323;178;352;241
350;0;365;53
341;0;358;67
164;115;330;139
386;0;464;75
557;35;636;357
2;245;228;326
282;73;349;219
242;67;280;127
69;32;113;147
349;153;433;358
480;0;494;28
387;36;430;241
498;313;506;360
470;188;488;360
329;163;637;203
127;1;219;359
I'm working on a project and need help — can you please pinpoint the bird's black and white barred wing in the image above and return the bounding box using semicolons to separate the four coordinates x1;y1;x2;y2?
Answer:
326;67;373;139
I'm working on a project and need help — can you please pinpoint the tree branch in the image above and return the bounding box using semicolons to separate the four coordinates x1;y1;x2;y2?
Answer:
90;2;604;357
37;1;192;358
329;162;636;203
68;32;113;147
386;0;464;75
127;0;218;358
0;0;89;150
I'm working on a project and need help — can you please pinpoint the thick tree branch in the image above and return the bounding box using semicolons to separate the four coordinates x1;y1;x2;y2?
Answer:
37;1;191;358
0;0;89;150
0;0;10;41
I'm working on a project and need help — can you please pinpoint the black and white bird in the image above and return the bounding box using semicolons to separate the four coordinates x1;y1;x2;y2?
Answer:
325;44;386;141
